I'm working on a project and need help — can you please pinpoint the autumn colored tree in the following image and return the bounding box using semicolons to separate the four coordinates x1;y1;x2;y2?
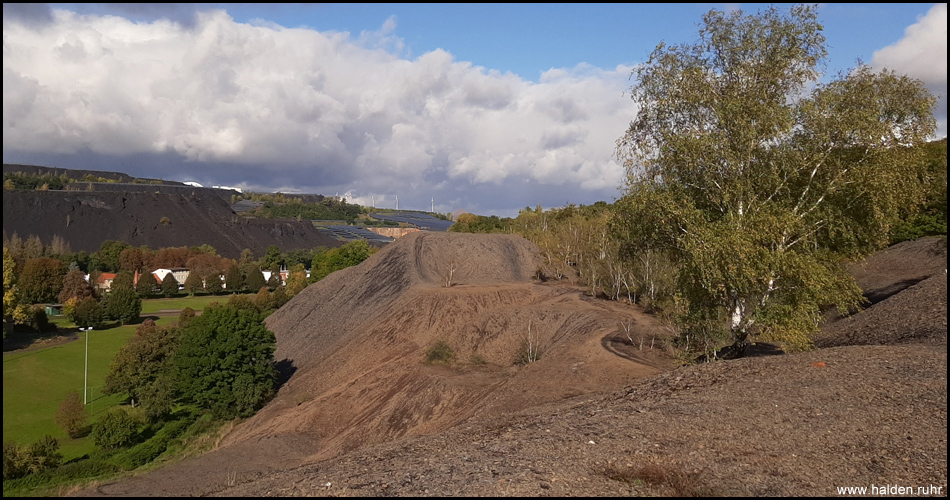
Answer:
58;267;97;304
119;247;145;273
284;263;308;297
3;248;17;322
55;391;87;438
186;253;224;284
18;257;67;304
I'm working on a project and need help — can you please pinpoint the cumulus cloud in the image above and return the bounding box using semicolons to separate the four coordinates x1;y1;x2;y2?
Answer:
2;8;635;215
871;3;948;138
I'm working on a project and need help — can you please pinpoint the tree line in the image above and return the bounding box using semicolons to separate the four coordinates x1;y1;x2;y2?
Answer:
3;236;378;335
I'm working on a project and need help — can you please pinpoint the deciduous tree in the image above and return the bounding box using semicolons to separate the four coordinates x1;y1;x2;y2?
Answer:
55;391;87;438
18;257;67;304
102;287;142;325
173;303;276;418
58;267;97;304
613;4;936;356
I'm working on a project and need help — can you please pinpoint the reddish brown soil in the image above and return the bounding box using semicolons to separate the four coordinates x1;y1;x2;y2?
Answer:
71;234;947;497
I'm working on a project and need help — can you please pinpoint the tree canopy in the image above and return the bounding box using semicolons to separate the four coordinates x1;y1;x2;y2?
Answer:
613;4;937;356
172;303;277;418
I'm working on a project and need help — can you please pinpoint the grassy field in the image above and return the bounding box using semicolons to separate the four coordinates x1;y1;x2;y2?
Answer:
139;294;224;315
2;295;221;461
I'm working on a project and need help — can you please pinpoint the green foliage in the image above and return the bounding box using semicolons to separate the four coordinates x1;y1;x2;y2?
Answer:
103;320;179;420
96;240;130;273
224;265;244;293
18;257;67;304
2;171;69;191
250;196;362;223
55;391;87;439
3;436;63;480
173;303;277;418
102;287;142;325
160;273;180;298
109;418;190;470
136;271;159;298
890;138;948;243
71;296;105;329
310;240;375;282
613;4;936;355
111;270;135;291
271;286;289;309
243;264;266;292
91;407;139;450
448;213;512;233
204;273;223;295
183;271;203;296
261;245;283;270
424;340;455;364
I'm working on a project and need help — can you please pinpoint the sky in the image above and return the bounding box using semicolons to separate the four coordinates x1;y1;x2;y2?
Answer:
3;3;947;217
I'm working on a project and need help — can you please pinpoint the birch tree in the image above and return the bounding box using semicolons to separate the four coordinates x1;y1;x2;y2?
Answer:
614;4;937;356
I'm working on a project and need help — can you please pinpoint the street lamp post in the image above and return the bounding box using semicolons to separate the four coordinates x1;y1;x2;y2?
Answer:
81;327;93;404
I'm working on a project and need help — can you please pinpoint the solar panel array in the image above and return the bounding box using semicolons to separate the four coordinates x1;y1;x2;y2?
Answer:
369;211;455;231
313;225;395;243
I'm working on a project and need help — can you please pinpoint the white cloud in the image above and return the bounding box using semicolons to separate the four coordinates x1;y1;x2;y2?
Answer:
871;3;948;138
1;8;636;214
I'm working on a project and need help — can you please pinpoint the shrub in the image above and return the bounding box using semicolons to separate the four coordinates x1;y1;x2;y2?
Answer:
112;419;191;470
55;391;87;438
91;408;139;450
2;436;62;480
71;296;104;329
102;287;142;325
425;340;455;364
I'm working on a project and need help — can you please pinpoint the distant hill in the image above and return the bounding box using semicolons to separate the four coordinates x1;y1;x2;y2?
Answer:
3;163;186;186
2;165;343;258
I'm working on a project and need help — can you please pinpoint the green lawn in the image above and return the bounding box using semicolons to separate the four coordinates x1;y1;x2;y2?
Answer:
2;296;217;461
139;294;229;314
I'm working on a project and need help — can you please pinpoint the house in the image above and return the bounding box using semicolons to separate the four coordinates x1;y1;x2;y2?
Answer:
133;270;165;287
153;268;190;287
96;272;117;292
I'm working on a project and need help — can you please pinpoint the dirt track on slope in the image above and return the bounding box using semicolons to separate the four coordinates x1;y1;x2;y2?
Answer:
72;235;947;497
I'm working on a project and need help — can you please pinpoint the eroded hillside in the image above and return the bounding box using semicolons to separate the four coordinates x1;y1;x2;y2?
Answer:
2;189;341;258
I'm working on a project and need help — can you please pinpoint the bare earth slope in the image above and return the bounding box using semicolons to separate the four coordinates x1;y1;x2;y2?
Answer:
73;236;947;497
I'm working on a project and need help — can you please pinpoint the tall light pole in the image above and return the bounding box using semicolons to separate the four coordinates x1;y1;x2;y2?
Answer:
81;327;92;404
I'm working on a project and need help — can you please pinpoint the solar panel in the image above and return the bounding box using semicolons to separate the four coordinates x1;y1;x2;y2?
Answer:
368;212;454;231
